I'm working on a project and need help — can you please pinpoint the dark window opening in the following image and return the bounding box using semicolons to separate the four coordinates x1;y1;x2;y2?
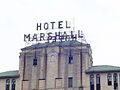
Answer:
96;74;100;90
33;58;37;65
11;79;16;90
68;77;73;88
107;73;112;86
90;74;94;90
68;55;73;64
79;87;84;90
113;73;118;90
6;79;10;90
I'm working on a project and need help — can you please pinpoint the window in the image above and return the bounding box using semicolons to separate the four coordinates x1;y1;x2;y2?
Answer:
11;79;16;90
96;74;100;90
38;79;45;89
107;73;112;86
33;58;37;65
55;78;62;88
113;73;118;90
90;74;94;90
79;87;84;90
68;77;73;88
6;79;10;90
68;55;73;64
119;74;120;86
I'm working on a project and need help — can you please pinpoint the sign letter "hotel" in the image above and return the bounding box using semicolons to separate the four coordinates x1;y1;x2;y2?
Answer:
36;21;71;30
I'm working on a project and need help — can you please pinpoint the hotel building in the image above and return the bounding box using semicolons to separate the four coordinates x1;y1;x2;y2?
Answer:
0;40;120;90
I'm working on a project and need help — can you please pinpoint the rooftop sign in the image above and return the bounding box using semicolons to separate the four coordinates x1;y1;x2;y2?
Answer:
24;20;83;43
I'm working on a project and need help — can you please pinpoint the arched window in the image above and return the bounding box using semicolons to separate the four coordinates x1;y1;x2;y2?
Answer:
68;77;73;88
119;74;120;86
96;74;100;90
107;73;112;85
113;73;118;90
11;79;16;90
90;74;94;90
6;79;10;90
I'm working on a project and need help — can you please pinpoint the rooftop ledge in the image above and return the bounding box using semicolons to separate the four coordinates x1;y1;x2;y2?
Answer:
86;65;120;74
21;41;90;51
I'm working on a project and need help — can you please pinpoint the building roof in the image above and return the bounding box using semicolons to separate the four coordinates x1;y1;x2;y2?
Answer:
86;65;120;74
0;70;19;79
22;40;90;51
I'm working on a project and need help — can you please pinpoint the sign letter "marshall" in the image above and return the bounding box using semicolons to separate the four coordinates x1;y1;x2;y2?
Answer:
24;30;82;43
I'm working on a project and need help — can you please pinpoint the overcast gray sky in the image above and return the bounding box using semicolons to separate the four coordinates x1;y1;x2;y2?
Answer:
0;0;120;72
